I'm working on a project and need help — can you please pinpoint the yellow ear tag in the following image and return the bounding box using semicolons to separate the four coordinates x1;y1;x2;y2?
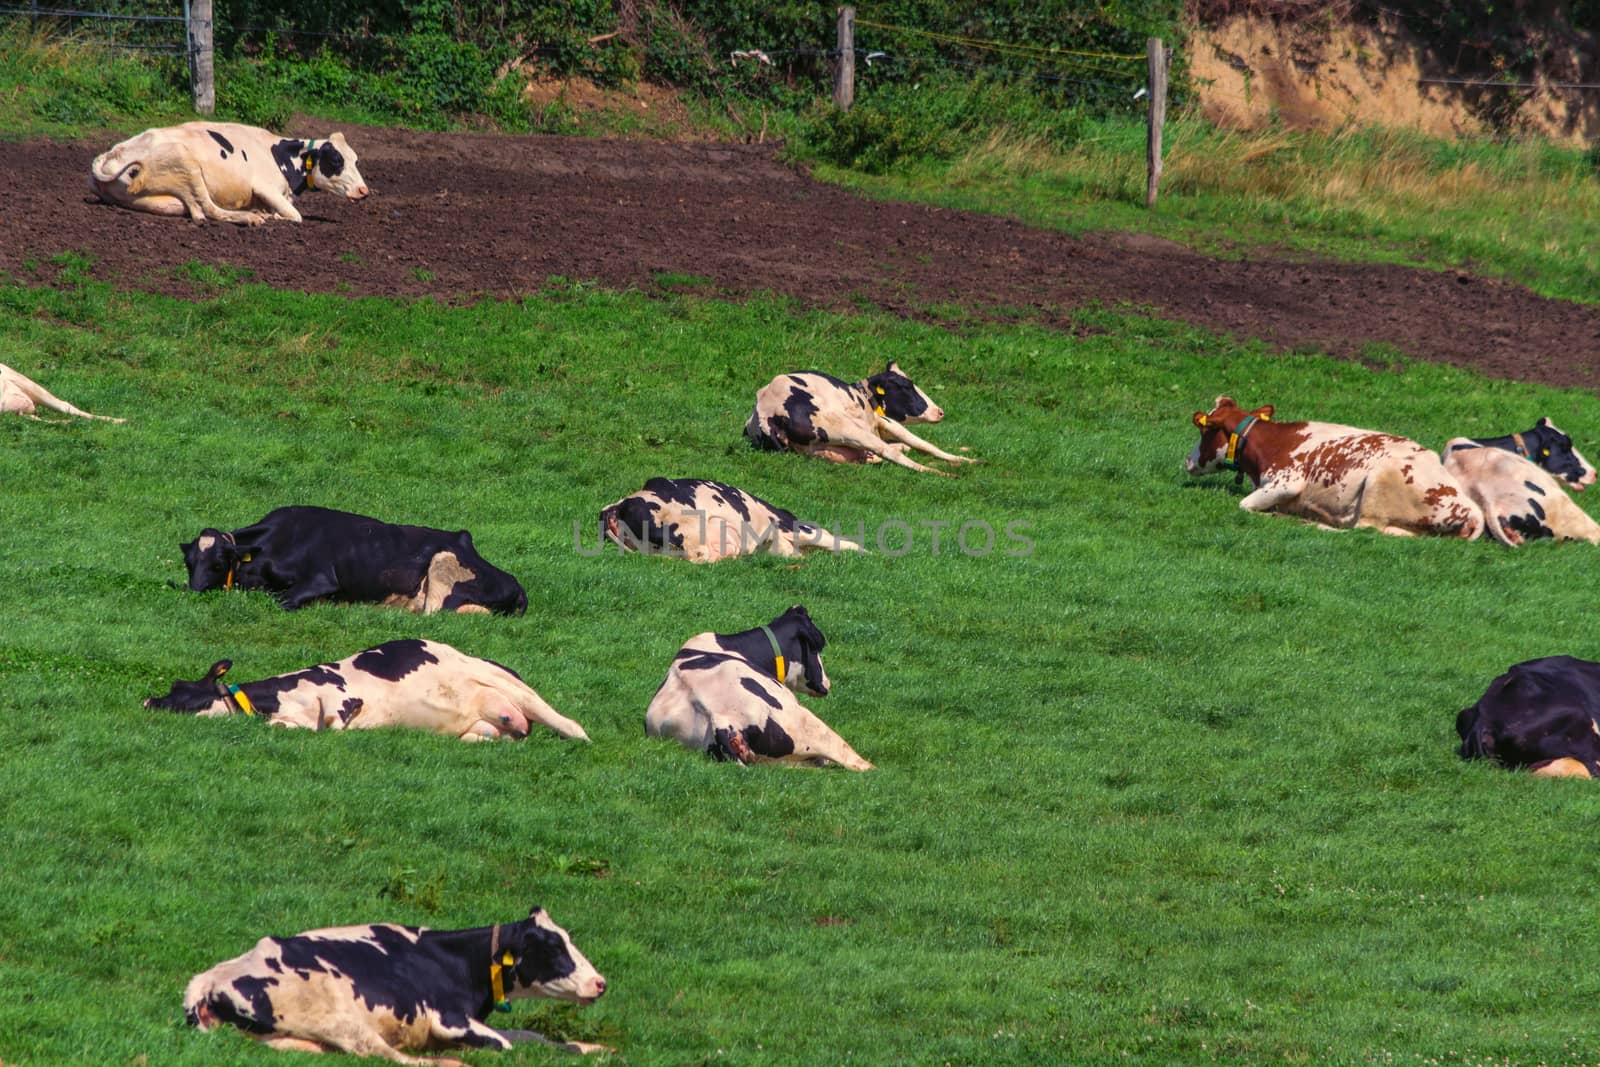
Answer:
774;655;786;684
1197;414;1208;428
1544;448;1551;457
873;405;885;417
223;569;235;591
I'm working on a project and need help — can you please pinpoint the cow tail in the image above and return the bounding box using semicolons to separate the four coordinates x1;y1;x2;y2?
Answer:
745;410;788;452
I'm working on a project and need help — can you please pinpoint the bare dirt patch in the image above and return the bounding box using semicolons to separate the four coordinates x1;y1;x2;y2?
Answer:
3;126;1598;390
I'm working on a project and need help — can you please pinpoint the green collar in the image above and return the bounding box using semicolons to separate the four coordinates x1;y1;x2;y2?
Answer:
1225;414;1265;483
759;624;787;684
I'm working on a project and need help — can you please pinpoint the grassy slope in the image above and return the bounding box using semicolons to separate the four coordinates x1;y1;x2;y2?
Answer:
5;269;1600;1066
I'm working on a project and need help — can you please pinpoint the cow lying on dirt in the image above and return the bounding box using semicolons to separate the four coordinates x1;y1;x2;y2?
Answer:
745;361;974;474
184;906;608;1063
90;122;369;225
1186;396;1483;538
181;506;527;615
599;478;862;561
646;605;873;770
1457;656;1600;778
144;638;589;741
1446;417;1596;491
1442;441;1600;547
1;363;124;422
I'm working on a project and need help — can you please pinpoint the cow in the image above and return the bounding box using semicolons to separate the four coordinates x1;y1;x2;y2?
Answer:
183;905;608;1063
1445;418;1596;491
1185;396;1483;539
89;122;369;225
645;605;873;770
1457;656;1600;778
598;478;862;562
143;638;589;742
744;361;974;474
180;506;527;615
1442;442;1600;547
1;363;124;422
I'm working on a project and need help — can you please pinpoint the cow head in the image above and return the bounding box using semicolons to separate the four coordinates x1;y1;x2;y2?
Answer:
180;529;243;592
506;906;607;1005
774;604;829;697
1532;418;1596;490
1187;396;1273;476
867;362;943;424
144;659;231;713
309;133;369;201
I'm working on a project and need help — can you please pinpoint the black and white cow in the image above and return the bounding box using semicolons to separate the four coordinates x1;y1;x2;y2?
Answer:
598;478;862;562
1445;418;1596;491
1442;443;1600;547
744;361;974;474
645;605;873;770
180;506;527;614
1457;656;1600;778
183;906;608;1063
144;638;589;741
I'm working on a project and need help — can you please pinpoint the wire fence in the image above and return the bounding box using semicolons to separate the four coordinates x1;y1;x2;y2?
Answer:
4;2;1596;131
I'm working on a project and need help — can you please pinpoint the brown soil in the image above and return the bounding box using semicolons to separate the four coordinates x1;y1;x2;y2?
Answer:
4;126;1599;390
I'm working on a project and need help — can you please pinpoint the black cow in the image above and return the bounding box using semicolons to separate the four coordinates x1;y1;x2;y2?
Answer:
183;906;609;1060
1445;417;1596;490
1456;656;1600;778
180;506;527;614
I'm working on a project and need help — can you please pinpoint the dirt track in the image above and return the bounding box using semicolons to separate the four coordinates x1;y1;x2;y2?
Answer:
4;124;1599;389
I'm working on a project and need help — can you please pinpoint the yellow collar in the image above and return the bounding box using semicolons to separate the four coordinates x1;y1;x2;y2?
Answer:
759;624;786;684
488;925;514;1012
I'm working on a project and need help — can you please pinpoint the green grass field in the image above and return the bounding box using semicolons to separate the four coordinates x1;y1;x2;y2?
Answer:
5;262;1600;1066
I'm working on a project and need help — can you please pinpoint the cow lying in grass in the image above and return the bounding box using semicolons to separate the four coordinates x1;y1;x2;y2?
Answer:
646;605;873;770
1457;656;1600;778
144;638;589;741
1442;442;1600;547
745;361;974;474
180;506;527;615
90;122;368;225
184;906;608;1063
1;363;124;422
599;478;862;562
1185;396;1483;538
1446;417;1596;491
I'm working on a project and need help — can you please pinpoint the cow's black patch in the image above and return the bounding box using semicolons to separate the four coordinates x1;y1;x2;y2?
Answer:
639;477;704;509
241;663;348;717
317;142;346;178
867;366;931;421
1505;511;1554;542
352;639;440;682
338;697;363;724
677;650;737;672
1524;481;1547;496
208;974;278;1034
709;486;753;522
739;677;783;710
207;130;235;158
742;717;796;758
780;388;819;445
270;139;308;193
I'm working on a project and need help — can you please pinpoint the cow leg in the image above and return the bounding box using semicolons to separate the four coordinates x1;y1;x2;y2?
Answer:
876;415;976;463
258;1035;333;1053
818;427;948;475
1531;758;1592;778
791;523;864;555
497;1029;614;1055
281;1017;459;1066
278;572;340;611
463;688;531;740
433;1017;514;1052
252;187;304;223
804;444;875;464
1238;481;1304;514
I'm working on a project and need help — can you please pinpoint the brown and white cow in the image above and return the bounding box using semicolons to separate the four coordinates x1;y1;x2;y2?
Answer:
184;906;608;1063
1443;441;1600;547
1186;396;1483;538
745;362;974;474
599;478;862;562
144;638;588;742
646;605;873;770
90;122;369;225
1;363;124;422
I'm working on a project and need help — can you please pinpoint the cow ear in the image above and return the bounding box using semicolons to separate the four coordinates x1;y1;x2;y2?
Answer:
1214;395;1235;409
1193;412;1209;429
1538;417;1552;428
1255;405;1274;420
205;659;232;682
526;905;546;920
886;360;902;374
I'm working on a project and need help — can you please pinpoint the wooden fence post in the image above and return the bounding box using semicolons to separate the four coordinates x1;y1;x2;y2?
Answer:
834;6;855;110
188;0;215;116
1145;36;1167;209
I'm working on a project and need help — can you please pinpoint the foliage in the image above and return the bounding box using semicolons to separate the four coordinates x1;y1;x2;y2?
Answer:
5;276;1600;1064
